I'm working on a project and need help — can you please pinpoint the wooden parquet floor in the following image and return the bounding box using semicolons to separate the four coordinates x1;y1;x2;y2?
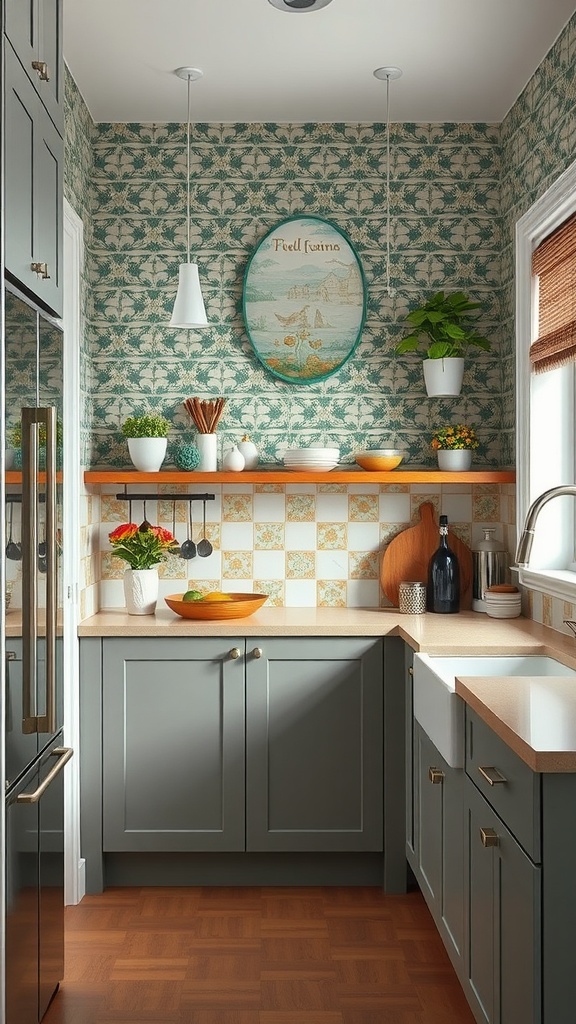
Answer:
43;886;476;1024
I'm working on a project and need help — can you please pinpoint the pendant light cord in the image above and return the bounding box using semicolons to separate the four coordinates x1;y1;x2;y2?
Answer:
186;73;191;264
385;74;392;297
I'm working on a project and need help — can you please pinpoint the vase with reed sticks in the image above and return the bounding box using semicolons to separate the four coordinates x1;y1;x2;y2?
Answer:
184;396;226;472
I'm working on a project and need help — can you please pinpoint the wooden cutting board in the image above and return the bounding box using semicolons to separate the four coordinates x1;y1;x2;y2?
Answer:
381;501;473;609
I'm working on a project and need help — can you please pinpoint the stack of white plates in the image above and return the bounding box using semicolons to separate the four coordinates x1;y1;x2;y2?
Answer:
282;446;340;472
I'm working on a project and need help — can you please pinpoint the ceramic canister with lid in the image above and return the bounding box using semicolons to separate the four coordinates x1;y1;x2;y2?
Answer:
472;529;508;612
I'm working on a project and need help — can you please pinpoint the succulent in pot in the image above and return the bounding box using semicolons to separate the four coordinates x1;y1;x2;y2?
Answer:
395;291;491;397
122;413;170;472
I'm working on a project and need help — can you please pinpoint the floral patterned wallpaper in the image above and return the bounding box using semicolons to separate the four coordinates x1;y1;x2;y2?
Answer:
84;119;504;469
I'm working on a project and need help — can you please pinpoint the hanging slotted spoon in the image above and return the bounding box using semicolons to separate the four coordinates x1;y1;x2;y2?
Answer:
197;499;213;557
6;502;21;560
179;501;196;560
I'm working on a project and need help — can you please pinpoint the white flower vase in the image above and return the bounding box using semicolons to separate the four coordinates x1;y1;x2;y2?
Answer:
127;437;167;472
423;357;464;397
437;449;472;472
123;568;159;615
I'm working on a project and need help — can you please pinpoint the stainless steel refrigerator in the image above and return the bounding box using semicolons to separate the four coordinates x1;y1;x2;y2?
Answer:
4;286;71;1024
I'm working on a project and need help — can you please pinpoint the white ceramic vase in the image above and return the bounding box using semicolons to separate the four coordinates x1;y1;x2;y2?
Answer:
195;433;218;471
437;449;472;472
123;568;159;615
422;357;464;397
222;445;245;472
127;437;167;473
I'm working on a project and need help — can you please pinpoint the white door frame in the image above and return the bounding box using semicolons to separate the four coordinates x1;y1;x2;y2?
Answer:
63;198;85;904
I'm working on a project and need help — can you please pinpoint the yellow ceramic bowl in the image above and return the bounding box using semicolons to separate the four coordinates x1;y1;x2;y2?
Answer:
355;450;404;472
165;593;268;620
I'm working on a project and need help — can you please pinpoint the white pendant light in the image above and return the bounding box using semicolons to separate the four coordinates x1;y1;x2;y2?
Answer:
373;66;402;298
169;66;208;329
268;0;334;10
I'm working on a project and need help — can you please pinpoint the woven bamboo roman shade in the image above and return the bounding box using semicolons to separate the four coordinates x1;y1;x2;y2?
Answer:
530;212;576;373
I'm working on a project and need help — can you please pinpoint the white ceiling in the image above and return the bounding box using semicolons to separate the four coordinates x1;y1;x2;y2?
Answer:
63;0;575;124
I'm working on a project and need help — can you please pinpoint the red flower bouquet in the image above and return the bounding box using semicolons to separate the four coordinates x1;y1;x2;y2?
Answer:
109;522;177;570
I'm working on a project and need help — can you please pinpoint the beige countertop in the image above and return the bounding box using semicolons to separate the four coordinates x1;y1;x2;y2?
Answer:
77;607;576;772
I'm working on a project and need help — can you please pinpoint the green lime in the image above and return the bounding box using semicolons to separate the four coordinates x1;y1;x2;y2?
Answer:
182;590;203;602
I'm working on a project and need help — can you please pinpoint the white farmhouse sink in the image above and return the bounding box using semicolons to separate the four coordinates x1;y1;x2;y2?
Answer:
412;654;576;769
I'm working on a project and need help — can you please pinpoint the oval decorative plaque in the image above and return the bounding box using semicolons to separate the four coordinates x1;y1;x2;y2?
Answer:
242;215;367;384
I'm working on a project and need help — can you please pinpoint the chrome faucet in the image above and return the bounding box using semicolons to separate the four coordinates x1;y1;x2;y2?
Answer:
515;484;576;567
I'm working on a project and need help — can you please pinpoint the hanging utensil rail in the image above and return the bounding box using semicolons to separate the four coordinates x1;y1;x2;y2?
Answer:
115;491;215;504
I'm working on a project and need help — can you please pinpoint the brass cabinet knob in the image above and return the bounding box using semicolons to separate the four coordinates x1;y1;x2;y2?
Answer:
428;766;445;784
229;647;241;660
31;59;50;81
31;262;50;279
252;647;263;659
480;827;499;848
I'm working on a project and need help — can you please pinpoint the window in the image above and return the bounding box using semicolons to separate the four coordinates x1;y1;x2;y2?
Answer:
516;158;576;600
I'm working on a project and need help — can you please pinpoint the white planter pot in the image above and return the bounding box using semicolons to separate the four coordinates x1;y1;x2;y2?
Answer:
127;437;167;472
423;357;464;397
123;568;159;615
437;449;472;472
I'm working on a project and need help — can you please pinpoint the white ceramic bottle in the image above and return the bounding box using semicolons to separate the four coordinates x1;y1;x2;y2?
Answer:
222;445;245;472
237;434;259;470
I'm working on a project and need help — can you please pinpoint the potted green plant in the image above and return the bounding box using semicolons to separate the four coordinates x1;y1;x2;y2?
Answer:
122;413;170;472
395;291;491;397
431;423;479;471
9;420;64;469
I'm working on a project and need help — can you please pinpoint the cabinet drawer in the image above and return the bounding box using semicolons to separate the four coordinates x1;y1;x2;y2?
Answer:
465;708;540;861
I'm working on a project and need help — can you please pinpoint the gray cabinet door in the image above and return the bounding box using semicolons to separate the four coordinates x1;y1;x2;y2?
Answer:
464;776;541;1024
415;723;464;966
4;42;63;316
102;637;245;852
5;0;63;132
245;637;383;852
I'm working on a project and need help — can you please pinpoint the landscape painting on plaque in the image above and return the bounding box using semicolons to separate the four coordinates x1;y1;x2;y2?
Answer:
242;215;367;384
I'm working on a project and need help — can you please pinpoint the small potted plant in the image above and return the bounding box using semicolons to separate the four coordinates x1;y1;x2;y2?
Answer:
431;424;479;471
395;291;491;397
10;420;64;469
122;413;170;472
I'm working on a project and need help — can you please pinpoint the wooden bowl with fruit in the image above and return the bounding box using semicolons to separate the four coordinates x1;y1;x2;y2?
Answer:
164;591;268;620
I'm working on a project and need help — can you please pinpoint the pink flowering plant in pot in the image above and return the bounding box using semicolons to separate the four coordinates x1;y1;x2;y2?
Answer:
109;522;177;570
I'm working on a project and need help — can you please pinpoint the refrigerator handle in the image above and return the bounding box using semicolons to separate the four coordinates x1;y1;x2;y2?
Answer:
16;747;73;803
39;406;57;734
21;407;39;734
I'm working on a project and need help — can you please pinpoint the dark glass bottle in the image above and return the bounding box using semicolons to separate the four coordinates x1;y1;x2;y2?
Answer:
427;514;460;613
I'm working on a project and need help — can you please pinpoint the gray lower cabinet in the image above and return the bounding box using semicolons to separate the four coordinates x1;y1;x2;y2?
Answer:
102;637;245;853
464;774;541;1024
4;39;63;317
97;635;383;856
412;723;464;968
245;636;383;852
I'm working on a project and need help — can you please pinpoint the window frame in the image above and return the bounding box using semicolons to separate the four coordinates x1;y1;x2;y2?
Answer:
516;157;576;601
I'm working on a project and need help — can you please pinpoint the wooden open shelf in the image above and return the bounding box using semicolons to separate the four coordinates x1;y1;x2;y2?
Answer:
84;468;516;485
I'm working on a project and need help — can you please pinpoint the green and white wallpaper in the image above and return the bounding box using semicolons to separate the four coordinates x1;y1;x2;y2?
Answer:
62;14;576;616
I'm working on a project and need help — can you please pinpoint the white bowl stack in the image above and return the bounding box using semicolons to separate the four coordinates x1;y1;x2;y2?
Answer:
281;446;340;472
484;585;522;618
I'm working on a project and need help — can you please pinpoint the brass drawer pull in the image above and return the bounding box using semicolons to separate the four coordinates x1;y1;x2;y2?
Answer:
252;647;262;659
428;766;444;784
31;262;50;279
229;648;241;660
31;59;50;81
478;765;507;786
480;827;499;848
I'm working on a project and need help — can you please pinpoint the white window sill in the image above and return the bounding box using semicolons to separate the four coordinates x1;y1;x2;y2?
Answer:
517;567;576;602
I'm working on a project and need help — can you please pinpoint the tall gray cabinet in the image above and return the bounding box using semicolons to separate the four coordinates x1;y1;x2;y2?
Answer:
3;0;63;316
